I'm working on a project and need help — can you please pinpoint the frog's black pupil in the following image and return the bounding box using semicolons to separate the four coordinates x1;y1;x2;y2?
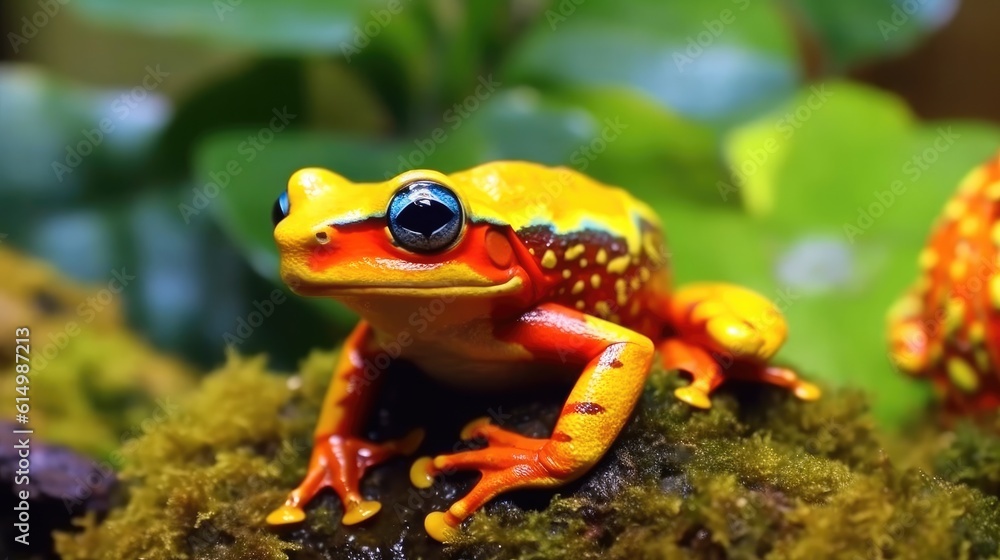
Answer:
397;198;455;237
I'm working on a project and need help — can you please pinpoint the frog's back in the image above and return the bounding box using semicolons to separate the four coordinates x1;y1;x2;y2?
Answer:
452;161;671;337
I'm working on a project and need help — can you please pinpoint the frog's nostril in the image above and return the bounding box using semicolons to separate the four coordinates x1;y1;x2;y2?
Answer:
315;231;330;244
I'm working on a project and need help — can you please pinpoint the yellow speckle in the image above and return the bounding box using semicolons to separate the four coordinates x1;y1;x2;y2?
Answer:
987;181;1000;200
572;280;585;294
575;300;585;310
595;301;611;317
969;322;985;343
639;267;650;282
991;222;1000;246
630;277;641;291
607;255;630;274
945;297;965;335
590;274;602;289
615;279;628;306
959;217;981;237
541;250;558;269
528;248;535;255
918;249;938;270
946;357;980;393
630;300;641;316
595;249;608;265
944;198;967;220
564;244;585;260
949;259;967;282
579;258;588;268
609;313;621;324
990;275;1000;309
562;269;572;279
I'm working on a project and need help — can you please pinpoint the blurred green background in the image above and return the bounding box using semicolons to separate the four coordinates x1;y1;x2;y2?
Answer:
2;0;1000;428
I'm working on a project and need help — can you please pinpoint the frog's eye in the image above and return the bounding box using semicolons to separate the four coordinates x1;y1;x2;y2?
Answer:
387;181;464;253
271;190;290;227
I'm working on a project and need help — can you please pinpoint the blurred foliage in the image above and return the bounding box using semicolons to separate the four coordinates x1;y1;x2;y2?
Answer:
53;349;1000;559
0;0;991;428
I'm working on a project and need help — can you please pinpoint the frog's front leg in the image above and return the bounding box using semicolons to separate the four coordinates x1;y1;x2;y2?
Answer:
267;321;423;527
664;282;820;407
409;303;654;541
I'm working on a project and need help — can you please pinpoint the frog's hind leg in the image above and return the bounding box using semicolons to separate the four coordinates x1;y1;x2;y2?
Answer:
657;338;725;409
661;282;821;406
729;364;821;402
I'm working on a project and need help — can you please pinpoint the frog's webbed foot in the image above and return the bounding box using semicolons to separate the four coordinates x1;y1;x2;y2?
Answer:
267;429;423;527
410;419;561;542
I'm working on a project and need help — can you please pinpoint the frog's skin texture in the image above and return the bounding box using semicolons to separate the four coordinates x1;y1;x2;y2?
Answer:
266;161;819;541
888;151;1000;414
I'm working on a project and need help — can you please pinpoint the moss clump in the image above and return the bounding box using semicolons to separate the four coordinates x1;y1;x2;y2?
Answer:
0;247;195;459
55;350;1000;560
933;413;1000;499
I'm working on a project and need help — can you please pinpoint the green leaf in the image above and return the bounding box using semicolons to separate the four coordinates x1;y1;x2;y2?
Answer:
721;80;1000;427
0;64;170;198
787;0;958;71
505;0;800;124
71;0;359;53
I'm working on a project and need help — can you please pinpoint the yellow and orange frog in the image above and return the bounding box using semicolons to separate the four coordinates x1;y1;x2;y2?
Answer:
889;151;1000;414
267;161;819;541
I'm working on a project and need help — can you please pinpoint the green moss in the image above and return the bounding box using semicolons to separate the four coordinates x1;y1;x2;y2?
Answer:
0;247;195;459
55;350;1000;560
933;413;1000;499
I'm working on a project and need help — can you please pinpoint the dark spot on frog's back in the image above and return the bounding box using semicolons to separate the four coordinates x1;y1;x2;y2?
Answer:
562;402;606;415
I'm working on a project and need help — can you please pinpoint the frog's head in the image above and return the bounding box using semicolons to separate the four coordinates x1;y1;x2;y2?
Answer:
272;167;531;299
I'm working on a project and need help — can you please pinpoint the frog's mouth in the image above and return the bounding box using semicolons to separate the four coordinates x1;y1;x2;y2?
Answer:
285;275;523;298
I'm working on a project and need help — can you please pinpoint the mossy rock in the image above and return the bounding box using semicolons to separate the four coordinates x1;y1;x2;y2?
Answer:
0;247;195;459
54;350;1000;560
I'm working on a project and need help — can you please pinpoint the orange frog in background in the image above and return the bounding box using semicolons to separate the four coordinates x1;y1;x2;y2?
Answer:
266;161;820;541
889;151;1000;414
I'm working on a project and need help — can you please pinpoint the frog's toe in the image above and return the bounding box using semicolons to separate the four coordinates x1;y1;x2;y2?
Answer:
342;499;381;525
793;381;822;401
460;417;492;440
674;386;712;409
266;504;306;525
410;456;436;489
425;511;461;542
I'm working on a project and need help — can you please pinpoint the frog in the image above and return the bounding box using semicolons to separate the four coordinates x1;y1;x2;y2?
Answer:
888;150;1000;414
266;161;820;541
